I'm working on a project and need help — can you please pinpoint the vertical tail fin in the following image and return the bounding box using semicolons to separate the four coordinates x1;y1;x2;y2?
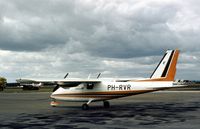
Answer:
149;49;179;81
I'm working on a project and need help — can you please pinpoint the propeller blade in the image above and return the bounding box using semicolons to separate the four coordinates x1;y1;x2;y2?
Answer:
64;73;69;79
97;73;101;79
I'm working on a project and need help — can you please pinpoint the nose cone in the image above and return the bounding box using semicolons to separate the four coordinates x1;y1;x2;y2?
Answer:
50;87;66;98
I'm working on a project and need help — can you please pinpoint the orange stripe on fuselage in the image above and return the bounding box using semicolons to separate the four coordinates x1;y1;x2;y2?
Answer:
51;88;171;100
51;89;165;100
52;90;154;96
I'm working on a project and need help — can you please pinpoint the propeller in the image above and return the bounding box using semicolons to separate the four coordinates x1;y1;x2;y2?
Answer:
64;73;69;79
97;73;101;79
53;84;60;92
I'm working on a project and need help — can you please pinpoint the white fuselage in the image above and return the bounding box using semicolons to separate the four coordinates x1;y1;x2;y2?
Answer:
51;81;174;102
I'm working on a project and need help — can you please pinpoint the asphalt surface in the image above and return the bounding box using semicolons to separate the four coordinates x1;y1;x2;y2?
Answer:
0;91;200;129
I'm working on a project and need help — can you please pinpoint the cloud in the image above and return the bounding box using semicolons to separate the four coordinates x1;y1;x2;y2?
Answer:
0;0;200;81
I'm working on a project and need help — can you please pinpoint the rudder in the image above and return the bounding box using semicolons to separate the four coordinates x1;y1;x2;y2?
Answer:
150;49;179;81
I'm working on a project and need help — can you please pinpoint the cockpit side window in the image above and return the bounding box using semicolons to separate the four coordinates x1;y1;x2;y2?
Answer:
86;83;94;89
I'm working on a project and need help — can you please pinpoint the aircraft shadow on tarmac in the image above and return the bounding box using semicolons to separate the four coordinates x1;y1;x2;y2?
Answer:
1;102;200;128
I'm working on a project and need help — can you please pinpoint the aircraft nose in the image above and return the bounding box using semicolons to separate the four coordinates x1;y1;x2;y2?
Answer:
50;93;55;99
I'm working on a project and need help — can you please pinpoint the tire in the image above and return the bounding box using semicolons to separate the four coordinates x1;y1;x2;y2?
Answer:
82;104;89;110
103;101;110;108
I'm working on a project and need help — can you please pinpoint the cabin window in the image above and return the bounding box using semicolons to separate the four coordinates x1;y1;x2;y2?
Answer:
86;83;94;89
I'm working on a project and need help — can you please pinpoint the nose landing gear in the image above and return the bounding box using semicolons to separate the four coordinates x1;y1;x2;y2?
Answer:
82;103;89;110
82;99;93;110
82;100;110;110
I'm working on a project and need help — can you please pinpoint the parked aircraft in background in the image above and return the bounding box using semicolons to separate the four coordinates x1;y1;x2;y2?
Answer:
18;49;186;110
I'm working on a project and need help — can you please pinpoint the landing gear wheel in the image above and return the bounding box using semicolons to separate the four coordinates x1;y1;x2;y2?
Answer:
103;101;110;108
82;104;89;110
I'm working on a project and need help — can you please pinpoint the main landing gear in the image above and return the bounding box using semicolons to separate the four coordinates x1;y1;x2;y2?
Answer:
81;100;110;110
103;101;110;108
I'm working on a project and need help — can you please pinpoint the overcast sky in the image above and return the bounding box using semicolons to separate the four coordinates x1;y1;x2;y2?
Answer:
0;0;200;82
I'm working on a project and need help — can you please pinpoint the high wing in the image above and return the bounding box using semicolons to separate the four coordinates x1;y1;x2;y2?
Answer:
16;78;101;86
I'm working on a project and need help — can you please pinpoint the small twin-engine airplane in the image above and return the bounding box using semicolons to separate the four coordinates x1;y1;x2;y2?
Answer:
18;49;185;110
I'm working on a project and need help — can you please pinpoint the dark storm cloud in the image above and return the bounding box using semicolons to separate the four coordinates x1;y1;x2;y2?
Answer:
1;0;200;81
0;0;82;51
79;1;181;58
0;0;193;58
